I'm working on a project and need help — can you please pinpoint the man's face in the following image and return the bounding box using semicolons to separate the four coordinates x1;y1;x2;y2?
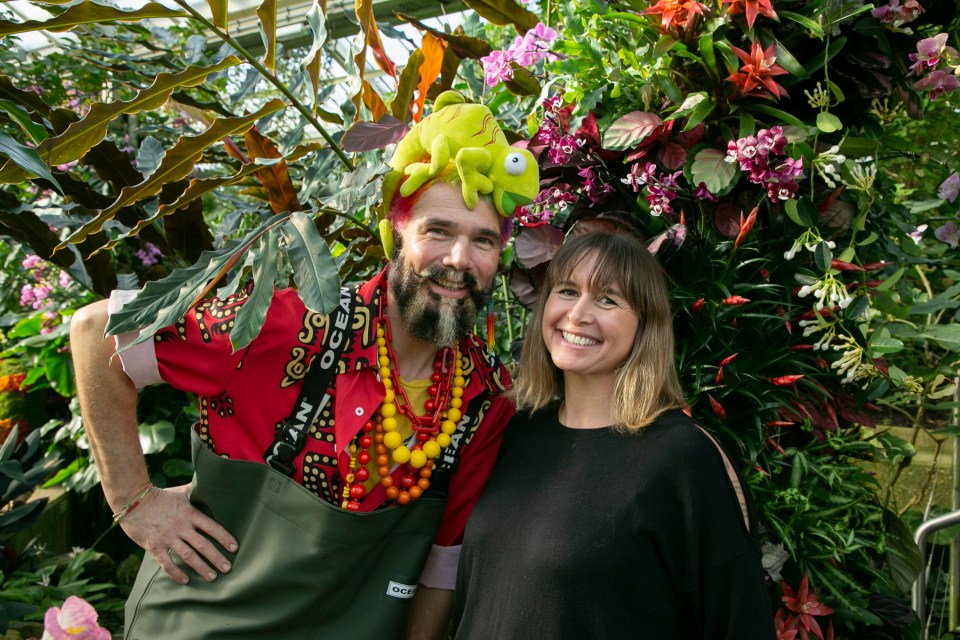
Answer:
389;182;503;346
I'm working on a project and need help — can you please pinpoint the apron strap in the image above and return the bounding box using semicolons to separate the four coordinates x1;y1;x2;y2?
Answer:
264;285;355;476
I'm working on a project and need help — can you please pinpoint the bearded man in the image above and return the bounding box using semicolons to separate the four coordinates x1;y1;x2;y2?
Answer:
69;94;539;640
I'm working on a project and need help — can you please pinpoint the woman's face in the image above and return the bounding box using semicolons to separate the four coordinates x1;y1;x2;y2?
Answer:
540;252;640;384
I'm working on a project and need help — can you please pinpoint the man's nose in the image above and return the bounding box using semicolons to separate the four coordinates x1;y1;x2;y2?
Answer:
443;237;472;271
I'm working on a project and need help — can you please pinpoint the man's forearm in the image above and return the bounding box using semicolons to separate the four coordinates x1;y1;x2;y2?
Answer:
403;585;454;640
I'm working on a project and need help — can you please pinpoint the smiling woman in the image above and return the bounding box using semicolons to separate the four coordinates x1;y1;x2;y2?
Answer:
452;231;777;640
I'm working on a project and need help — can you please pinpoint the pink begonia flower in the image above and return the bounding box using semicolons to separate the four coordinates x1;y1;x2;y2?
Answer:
22;254;42;270
935;221;959;247
914;69;960;100
42;596;111;640
939;171;960;202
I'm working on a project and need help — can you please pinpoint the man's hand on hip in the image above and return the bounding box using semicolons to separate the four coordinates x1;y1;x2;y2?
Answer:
120;484;239;585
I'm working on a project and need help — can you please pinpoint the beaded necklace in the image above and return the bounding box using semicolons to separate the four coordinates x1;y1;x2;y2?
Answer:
341;288;466;511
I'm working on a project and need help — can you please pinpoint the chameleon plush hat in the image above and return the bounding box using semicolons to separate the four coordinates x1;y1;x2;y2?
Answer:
379;91;540;255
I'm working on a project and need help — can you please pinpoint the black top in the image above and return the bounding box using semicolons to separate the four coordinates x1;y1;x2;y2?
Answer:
452;408;776;640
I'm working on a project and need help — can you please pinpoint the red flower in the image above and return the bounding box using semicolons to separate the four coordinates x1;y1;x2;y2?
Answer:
781;575;834;640
722;0;778;28
727;40;789;101
708;394;726;419
722;295;751;305
733;206;759;249
716;367;725;385
773;608;799;640
719;352;740;367
769;374;805;386
643;0;708;33
691;298;705;313
767;420;795;427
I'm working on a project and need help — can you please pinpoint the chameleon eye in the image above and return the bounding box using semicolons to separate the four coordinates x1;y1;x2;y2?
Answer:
503;152;527;176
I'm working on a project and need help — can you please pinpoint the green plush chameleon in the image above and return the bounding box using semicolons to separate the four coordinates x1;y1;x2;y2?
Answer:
381;90;540;223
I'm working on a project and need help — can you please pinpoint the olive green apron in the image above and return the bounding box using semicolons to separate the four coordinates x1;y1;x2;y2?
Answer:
124;431;447;640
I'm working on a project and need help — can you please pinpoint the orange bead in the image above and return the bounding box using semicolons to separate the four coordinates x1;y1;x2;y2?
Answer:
378;466;391;477
375;444;386;454
419;467;432;479
380;475;393;487
397;491;411;505
374;433;384;444
385;486;399;500
376;455;389;466
408;486;422;499
418;478;430;490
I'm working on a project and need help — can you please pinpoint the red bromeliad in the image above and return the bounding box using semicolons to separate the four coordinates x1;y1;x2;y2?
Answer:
643;0;708;34
722;0;778;28
723;295;751;305
727;40;789;100
769;374;805;386
781;574;835;640
733;206;759;249
708;394;726;419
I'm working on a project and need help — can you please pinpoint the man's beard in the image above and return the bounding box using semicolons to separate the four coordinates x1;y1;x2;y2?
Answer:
389;253;493;347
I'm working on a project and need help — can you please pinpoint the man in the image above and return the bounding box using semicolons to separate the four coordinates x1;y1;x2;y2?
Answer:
70;94;539;639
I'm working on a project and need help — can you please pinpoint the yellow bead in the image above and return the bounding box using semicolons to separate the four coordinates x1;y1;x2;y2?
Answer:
378;346;388;356
346;473;355;483
441;420;457;435
392;445;411;464
377;327;385;338
383;378;393;390
422;441;441;458
450;398;462;409
380;403;397;418
454;376;465;387
447;408;462;423
382;417;398;432
436;433;451;448
380;367;392;379
452;387;463;398
378;356;391;368
383;431;403;449
384;390;395;404
409;449;427;469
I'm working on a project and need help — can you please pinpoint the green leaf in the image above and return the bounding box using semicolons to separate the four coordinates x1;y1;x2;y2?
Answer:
739;111;755;137
784;198;816;227
301;0;327;110
868;328;904;356
0;132;61;191
462;0;540;33
814;241;833;271
0;1;186;36
875;266;905;292
778;10;824;36
391;49;423;122
0;460;25;483
162;459;194;478
816;111;843;133
667;92;707;120
803;35;847;76
280;211;341;314
920;325;960;351
232;230;279;351
56;98;286;250
138;420;175;454
688;148;737;194
698;33;716;76
745;104;809;129
44;352;74;396
105;214;292;346
0;57;241;186
207;0;228;29
256;0;277;71
684;95;715;131
0;99;48;144
602;111;663;151
774;41;808;79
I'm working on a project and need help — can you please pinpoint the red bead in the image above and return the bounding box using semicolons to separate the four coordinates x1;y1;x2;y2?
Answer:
355;468;369;482
363;420;374;433
359;435;373;448
346;500;361;512
431;372;442;383
350;485;367;499
357;451;371;465
416;432;430;442
424;399;436;411
428;385;438;396
401;474;416;488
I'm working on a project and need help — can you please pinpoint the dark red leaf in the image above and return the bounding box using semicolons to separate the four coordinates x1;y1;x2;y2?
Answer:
340;116;409;152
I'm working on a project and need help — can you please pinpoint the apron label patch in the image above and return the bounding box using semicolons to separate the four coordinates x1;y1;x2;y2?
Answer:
386;581;417;599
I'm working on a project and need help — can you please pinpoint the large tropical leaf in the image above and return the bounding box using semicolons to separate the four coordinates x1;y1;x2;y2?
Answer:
602;111;663;150
0;1;186;36
256;0;277;71
355;0;396;80
56;98;287;250
391;49;423;122
412;33;446;123
341;115;408;152
687;147;738;195
397;16;493;59
279;211;340;314
462;0;539;34
207;0;228;30
0;132;61;190
361;80;388;121
0;57;241;185
244;127;302;213
105;214;291;345
301;0;327;112
231;229;279;350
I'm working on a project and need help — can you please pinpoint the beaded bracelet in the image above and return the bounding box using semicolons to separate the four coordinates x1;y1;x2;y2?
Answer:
112;483;156;523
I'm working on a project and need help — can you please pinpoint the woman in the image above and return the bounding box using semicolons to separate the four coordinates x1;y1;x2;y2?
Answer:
452;232;776;639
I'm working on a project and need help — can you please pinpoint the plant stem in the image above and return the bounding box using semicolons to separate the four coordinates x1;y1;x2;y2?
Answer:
172;0;354;172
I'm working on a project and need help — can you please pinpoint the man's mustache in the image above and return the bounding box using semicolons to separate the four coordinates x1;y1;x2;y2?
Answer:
415;266;481;293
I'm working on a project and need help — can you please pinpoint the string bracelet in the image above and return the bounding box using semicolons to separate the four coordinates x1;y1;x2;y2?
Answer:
112;482;156;523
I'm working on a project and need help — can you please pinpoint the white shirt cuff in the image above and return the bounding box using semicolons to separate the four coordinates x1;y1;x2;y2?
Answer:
418;544;461;590
108;290;162;388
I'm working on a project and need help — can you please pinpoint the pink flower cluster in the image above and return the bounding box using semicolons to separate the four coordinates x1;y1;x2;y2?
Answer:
909;33;960;100
480;22;558;87
725;127;804;201
517;187;577;227
18;254;72;333
871;0;923;25
622;162;683;216
135;242;163;267
538;96;583;165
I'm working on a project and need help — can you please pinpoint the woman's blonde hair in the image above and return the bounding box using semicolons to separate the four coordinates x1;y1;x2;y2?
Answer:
513;231;685;430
